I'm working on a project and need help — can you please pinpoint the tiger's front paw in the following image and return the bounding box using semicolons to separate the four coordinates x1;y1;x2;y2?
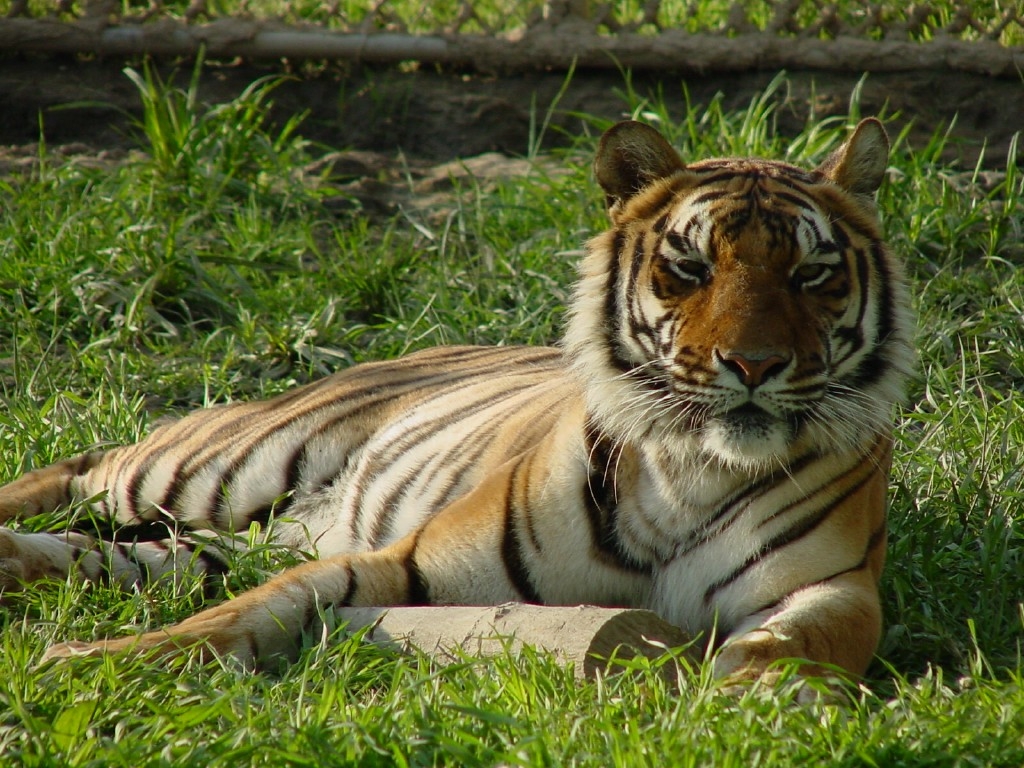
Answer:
40;608;284;670
713;628;846;701
41;639;118;661
715;628;810;680
41;631;193;665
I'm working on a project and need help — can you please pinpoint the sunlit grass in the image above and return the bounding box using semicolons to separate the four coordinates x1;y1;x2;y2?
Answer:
1;68;1023;765
1;0;1021;44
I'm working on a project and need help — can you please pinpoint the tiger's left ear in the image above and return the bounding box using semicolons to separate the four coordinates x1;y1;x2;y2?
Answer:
816;118;890;196
594;121;686;210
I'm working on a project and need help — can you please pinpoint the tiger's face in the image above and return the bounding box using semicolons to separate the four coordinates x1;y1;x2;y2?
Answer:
567;120;912;471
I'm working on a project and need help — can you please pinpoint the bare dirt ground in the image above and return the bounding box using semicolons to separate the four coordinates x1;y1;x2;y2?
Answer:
0;59;1021;201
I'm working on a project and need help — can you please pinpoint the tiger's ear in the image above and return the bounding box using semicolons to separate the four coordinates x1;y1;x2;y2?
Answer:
816;118;890;196
594;121;686;210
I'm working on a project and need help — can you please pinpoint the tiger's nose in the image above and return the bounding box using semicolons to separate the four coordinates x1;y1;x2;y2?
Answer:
715;349;790;388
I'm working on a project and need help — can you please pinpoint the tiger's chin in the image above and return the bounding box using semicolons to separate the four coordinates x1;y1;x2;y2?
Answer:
701;408;798;469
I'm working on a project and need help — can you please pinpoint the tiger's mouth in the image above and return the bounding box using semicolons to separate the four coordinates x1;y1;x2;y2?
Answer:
702;403;800;465
720;403;774;429
718;404;794;443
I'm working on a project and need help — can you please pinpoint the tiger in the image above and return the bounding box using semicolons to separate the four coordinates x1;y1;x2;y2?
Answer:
0;117;912;687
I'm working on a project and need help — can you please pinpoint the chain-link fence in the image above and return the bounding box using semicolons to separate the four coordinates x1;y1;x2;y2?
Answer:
2;1;1022;75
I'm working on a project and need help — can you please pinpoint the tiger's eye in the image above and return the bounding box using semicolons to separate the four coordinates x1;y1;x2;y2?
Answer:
666;258;711;285
794;262;832;287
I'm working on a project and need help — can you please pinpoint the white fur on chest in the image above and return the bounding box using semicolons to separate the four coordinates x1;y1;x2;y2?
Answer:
629;445;867;636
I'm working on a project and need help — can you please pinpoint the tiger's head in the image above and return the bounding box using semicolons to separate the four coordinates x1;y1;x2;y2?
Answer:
565;119;913;471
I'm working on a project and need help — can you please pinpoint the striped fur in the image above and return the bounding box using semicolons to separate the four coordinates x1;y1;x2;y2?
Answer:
1;119;912;685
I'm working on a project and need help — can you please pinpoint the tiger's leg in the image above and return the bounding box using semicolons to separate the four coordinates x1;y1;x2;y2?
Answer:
713;568;883;687
0;527;235;594
0;425;325;592
41;466;535;667
0;450;220;593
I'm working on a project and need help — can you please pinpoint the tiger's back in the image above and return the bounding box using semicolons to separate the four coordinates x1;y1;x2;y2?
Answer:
3;346;571;554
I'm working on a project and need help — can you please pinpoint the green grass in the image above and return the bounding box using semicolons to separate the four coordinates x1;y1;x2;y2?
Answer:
2;68;1024;766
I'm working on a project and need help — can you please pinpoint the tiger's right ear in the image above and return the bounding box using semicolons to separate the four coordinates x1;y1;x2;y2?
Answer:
594;121;686;211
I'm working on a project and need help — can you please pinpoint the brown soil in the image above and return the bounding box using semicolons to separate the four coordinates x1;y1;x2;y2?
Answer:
0;59;1021;186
